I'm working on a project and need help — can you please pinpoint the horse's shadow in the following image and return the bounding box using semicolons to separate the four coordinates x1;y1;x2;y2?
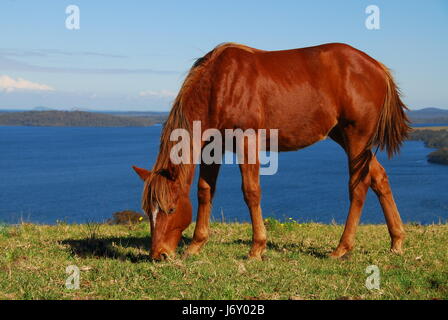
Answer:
61;236;327;263
231;239;329;259
60;236;192;263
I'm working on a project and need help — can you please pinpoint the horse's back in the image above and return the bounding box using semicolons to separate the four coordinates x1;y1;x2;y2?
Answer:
207;43;387;150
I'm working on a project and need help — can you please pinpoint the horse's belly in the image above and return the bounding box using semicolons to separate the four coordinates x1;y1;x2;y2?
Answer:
265;104;337;152
273;126;327;151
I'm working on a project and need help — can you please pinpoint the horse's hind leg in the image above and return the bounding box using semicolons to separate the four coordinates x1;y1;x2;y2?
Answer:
370;157;405;254
329;126;405;258
329;129;372;259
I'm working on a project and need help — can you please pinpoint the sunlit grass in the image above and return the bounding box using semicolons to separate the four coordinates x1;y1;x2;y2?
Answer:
0;221;446;300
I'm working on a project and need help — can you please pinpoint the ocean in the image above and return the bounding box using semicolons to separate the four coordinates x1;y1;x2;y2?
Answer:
0;125;447;224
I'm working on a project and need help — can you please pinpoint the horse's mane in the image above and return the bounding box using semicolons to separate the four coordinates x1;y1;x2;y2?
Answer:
142;43;254;213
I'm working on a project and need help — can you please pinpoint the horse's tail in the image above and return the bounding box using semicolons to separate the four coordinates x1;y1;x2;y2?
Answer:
371;63;411;158
350;63;411;190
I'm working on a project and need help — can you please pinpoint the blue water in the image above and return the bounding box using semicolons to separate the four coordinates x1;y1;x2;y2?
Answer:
0;126;447;225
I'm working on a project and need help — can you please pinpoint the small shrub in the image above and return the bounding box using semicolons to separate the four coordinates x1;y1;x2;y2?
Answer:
108;210;148;225
264;217;299;232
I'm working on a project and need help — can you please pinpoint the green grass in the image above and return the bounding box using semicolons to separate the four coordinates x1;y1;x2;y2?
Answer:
0;220;447;300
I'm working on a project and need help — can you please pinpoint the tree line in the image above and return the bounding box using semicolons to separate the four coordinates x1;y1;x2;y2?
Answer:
408;129;448;165
0;110;166;127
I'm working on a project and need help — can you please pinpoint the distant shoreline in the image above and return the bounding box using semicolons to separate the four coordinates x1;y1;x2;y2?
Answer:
409;126;448;165
413;126;448;131
0;110;167;127
0;109;447;128
0;109;447;165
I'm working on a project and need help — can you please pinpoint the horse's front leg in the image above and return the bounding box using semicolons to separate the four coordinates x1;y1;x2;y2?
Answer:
239;162;266;260
184;162;220;257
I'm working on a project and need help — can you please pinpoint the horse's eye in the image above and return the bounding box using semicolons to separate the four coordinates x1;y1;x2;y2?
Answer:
168;207;176;214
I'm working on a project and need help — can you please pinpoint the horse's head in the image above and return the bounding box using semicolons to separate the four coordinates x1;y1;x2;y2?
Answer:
132;165;192;260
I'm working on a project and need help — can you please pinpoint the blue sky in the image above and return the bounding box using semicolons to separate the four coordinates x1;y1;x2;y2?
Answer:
0;0;447;111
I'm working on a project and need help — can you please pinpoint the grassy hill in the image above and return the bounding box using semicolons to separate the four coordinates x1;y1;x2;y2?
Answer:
0;110;165;127
0;221;446;300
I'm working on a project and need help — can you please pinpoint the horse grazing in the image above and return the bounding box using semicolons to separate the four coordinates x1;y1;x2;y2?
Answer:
133;42;410;260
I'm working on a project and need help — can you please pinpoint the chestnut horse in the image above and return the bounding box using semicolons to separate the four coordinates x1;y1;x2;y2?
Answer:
133;42;410;260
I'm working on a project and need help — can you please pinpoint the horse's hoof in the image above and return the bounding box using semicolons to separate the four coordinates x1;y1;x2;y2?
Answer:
182;248;201;259
181;252;191;259
248;251;264;261
329;249;351;260
390;247;403;255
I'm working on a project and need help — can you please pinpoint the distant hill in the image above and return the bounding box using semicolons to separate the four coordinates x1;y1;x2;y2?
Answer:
1;107;447;127
33;106;55;111
407;108;448;124
0;110;166;127
104;111;169;117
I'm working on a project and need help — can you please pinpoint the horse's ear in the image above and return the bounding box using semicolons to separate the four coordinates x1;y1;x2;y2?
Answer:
132;166;152;181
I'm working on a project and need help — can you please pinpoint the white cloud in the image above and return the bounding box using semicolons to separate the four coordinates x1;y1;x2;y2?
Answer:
139;89;176;98
0;75;54;92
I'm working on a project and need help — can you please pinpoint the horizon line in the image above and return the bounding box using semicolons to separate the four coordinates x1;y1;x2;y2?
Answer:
1;106;448;113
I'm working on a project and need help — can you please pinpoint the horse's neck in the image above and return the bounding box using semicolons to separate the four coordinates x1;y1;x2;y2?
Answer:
178;163;196;195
